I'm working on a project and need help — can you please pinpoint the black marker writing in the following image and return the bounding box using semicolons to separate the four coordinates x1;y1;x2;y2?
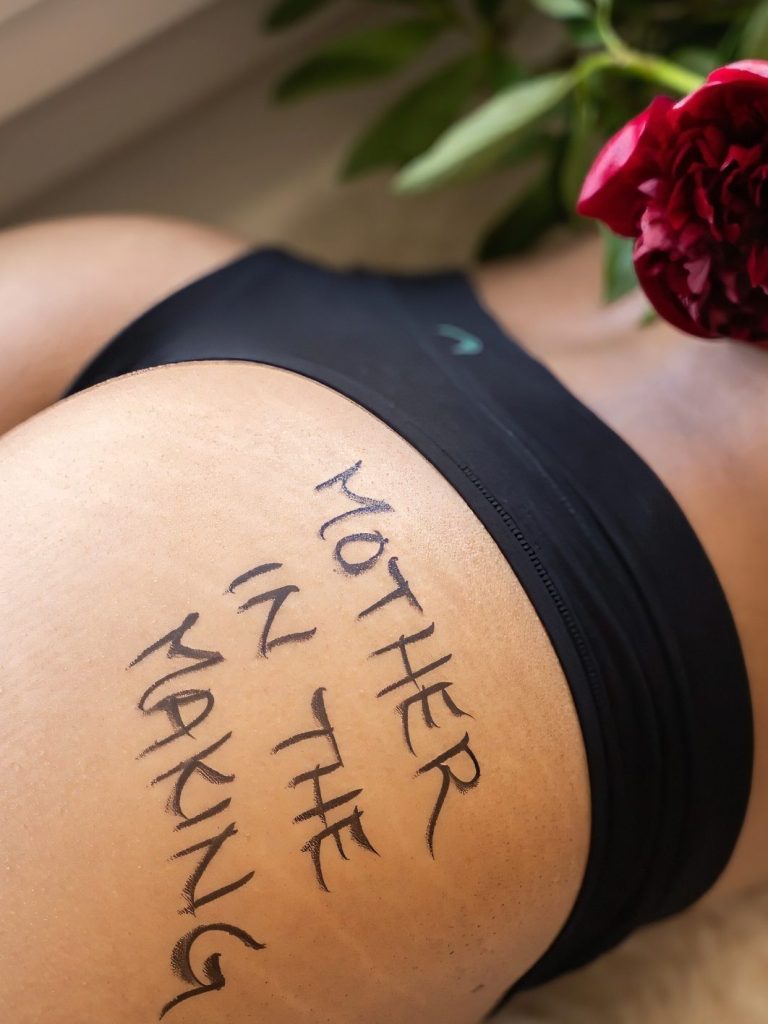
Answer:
130;612;223;757
173;820;256;915
333;530;389;576
372;622;452;699
226;562;317;656
130;614;262;1019
370;621;479;853
313;461;482;857
315;459;393;539
398;681;470;757
315;460;422;619
417;733;481;857
159;924;265;1019
273;687;378;892
358;556;423;619
151;731;235;831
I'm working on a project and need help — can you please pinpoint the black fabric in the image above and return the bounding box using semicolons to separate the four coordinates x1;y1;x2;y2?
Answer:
63;248;753;1003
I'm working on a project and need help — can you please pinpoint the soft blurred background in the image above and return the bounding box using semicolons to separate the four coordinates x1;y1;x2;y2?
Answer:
3;1;768;1020
5;0;768;281
0;0;519;267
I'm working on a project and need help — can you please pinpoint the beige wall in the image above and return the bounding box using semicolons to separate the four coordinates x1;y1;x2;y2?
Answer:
16;67;522;269
2;0;525;268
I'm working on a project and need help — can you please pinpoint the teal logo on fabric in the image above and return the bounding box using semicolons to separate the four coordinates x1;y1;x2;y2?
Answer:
437;323;484;356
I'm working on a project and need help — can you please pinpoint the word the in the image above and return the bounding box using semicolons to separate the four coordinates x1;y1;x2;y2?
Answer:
273;686;378;891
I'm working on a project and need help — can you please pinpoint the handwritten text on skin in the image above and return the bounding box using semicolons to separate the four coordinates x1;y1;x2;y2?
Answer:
128;459;480;1018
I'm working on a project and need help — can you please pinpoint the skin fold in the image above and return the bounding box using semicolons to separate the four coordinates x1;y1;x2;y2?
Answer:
0;216;765;1022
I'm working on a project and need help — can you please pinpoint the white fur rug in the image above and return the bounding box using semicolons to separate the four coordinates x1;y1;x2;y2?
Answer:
500;885;768;1023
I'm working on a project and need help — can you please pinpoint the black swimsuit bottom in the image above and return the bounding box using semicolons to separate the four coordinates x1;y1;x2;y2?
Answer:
64;249;753;1004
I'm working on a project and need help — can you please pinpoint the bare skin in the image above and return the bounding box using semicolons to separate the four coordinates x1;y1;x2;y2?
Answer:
0;215;247;435
0;215;764;1022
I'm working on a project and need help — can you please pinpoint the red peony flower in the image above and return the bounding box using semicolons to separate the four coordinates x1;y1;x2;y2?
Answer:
577;61;768;343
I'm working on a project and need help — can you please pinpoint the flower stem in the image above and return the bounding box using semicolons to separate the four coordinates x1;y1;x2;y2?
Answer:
621;54;705;94
595;0;632;62
592;0;705;96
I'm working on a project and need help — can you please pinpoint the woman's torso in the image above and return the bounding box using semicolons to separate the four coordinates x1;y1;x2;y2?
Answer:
56;227;756;927
0;217;762;1013
6;216;763;908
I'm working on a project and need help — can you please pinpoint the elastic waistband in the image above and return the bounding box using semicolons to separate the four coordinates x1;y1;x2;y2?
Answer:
384;268;753;997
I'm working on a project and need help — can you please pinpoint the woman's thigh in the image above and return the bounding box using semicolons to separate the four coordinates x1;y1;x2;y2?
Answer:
0;214;246;436
0;360;589;1023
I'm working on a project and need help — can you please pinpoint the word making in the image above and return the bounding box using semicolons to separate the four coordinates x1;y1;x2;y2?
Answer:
313;460;481;856
272;686;378;892
129;560;318;1019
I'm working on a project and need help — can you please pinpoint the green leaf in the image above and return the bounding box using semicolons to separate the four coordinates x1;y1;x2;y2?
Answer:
478;175;564;260
263;0;334;31
486;51;522;90
672;46;719;76
559;94;598;211
495;129;557;168
342;57;480;179
741;0;768;58
531;0;592;19
639;304;658;327
566;19;602;47
600;225;637;303
395;69;577;192
274;19;445;102
719;14;748;64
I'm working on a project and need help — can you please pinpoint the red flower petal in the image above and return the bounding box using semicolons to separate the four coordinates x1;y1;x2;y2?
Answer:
698;124;727;166
576;96;674;236
685;255;711;296
747;245;768;291
707;60;768;86
578;58;768;343
674;64;768;127
721;143;762;170
634;249;719;339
